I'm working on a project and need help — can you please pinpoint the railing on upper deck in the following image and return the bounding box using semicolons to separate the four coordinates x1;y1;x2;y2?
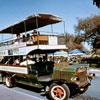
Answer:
0;32;66;50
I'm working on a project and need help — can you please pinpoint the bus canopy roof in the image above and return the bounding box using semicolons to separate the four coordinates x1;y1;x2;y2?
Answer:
0;13;63;34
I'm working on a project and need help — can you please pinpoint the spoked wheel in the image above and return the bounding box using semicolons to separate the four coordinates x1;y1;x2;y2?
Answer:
49;83;70;100
5;76;13;88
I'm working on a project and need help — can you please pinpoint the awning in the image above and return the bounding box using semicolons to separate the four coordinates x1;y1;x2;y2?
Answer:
0;13;63;34
48;50;68;57
68;49;85;55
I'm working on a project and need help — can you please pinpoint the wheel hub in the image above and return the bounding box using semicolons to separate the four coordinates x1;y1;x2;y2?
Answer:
53;87;64;99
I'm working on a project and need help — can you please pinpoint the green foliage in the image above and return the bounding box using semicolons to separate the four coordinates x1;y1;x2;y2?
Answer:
65;33;88;53
93;0;100;8
75;15;100;49
81;56;100;68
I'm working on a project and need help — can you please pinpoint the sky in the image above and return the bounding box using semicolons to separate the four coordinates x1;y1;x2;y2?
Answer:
0;0;99;49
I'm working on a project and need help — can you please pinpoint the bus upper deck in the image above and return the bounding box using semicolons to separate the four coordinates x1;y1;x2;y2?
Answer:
0;13;67;56
0;13;63;34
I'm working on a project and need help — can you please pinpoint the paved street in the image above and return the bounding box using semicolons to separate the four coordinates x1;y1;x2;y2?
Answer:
0;69;100;100
0;83;46;100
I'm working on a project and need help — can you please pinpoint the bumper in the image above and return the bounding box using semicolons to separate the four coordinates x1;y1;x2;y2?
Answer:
71;77;90;88
71;80;90;92
78;80;90;87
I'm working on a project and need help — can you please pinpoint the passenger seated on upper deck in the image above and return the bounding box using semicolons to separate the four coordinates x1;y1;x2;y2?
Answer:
16;33;20;39
32;30;40;36
13;39;19;44
31;30;40;44
13;33;21;44
20;57;35;65
22;35;26;42
26;34;33;44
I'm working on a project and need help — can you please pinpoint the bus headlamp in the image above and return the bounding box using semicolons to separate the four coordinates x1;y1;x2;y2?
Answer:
71;77;79;84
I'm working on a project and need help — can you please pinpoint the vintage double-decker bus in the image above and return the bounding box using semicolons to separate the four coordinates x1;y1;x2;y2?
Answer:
0;13;94;100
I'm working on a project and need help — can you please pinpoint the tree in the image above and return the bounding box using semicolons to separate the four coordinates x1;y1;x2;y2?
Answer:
75;15;100;52
93;0;100;8
65;33;85;51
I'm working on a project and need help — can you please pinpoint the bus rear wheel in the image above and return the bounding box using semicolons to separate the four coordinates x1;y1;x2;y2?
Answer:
5;76;13;88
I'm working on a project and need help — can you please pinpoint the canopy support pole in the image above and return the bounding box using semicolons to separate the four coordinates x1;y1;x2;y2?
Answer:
51;24;53;35
36;17;39;49
24;21;27;34
11;27;14;64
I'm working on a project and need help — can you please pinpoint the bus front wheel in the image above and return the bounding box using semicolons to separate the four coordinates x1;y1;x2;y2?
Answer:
49;83;70;100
